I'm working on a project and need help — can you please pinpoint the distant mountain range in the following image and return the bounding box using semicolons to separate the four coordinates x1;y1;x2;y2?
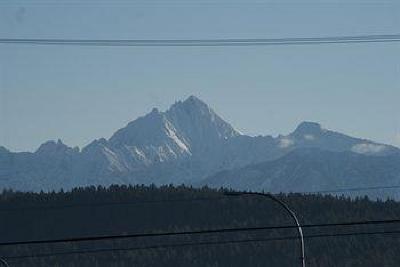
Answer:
1;96;399;198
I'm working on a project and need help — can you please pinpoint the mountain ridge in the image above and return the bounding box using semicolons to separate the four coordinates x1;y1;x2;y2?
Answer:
1;95;399;195
204;148;400;199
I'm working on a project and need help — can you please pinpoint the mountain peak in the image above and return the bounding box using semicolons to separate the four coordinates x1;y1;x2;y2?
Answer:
167;96;240;142
186;95;205;104
293;121;323;135
151;107;160;114
170;95;210;113
36;139;72;154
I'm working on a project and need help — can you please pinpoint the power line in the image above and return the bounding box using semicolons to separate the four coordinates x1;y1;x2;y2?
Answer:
4;229;400;261
1;34;400;46
1;1;395;5
1;218;399;247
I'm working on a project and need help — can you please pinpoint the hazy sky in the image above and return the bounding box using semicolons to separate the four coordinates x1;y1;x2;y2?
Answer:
1;0;399;152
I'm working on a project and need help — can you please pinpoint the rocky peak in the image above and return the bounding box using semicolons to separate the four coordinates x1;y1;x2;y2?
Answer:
292;121;323;136
36;139;73;155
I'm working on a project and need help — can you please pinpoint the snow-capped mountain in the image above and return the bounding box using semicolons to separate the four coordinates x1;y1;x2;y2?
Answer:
107;96;240;166
281;121;398;156
0;96;399;195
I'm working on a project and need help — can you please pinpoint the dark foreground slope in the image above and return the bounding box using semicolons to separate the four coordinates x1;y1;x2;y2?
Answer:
0;185;400;267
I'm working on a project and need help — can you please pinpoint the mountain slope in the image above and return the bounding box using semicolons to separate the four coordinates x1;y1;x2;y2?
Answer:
284;121;398;156
0;96;399;193
204;148;400;199
0;96;243;190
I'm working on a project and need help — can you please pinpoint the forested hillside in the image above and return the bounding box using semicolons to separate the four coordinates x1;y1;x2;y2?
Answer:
0;185;399;266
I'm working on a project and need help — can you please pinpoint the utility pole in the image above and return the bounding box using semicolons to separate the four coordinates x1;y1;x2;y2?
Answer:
224;191;305;267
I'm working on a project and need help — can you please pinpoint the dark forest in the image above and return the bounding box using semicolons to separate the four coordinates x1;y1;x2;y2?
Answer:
0;185;399;267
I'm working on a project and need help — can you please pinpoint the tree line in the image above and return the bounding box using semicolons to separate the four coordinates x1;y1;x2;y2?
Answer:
0;185;399;266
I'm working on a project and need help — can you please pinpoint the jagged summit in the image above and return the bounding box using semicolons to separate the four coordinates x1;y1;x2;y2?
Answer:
167;96;240;141
36;139;72;154
185;95;206;104
109;95;239;148
174;95;206;105
2;96;399;193
182;95;209;109
151;107;160;114
292;121;323;136
84;95;241;170
168;95;212;115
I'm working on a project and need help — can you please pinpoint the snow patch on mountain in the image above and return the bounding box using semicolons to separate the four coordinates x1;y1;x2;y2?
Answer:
304;134;315;141
1;96;400;193
351;143;387;155
163;119;191;154
279;138;295;148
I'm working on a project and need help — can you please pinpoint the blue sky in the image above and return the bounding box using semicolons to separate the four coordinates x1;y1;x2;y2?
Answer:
0;0;399;151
